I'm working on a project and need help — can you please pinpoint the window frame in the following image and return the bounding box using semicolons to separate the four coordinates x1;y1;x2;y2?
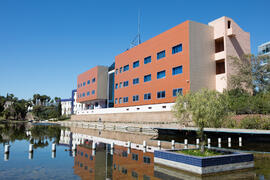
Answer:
157;50;166;60
133;60;140;68
172;66;183;75
144;56;152;64
172;44;183;54
144;74;151;82
157;70;166;79
173;88;183;97
157;91;166;99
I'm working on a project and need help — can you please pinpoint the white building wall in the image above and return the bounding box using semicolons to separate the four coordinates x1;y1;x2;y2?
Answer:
61;101;72;115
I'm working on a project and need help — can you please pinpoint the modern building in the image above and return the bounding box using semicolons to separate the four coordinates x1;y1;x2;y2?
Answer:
113;16;250;108
73;90;83;114
258;41;270;65
258;41;270;56
61;98;72;115
77;66;108;109
61;89;82;115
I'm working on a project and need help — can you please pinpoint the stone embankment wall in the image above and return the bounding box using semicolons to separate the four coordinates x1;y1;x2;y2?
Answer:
71;111;178;123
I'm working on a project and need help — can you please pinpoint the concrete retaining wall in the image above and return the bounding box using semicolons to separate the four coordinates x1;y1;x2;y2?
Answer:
71;111;178;123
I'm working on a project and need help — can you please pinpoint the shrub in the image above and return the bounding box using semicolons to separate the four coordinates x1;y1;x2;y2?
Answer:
239;116;260;129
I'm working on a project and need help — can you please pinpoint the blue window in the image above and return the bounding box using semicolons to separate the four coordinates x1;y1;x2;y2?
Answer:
172;66;183;75
133;95;139;102
157;91;165;99
83;93;85;97
87;80;90;85
115;69;118;75
132;153;138;160
115;98;117;104
172;44;182;54
115;83;118;89
173;88;183;97
143;156;151;164
123;65;129;72
120;67;122;73
87;91;90;96
133;60;140;68
83;82;86;86
157;70;166;79
119;82;122;88
122;151;128;157
123;97;128;103
123;81;129;87
92;90;95;95
119;98;122;104
144;74;151;82
144;93;151;100
92;78;96;83
133;78;139;85
144;56;151;64
157;50;165;60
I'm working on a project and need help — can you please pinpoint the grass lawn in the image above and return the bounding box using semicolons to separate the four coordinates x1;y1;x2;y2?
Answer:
176;149;225;157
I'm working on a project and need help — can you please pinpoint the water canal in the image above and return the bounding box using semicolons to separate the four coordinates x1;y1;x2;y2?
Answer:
0;122;270;180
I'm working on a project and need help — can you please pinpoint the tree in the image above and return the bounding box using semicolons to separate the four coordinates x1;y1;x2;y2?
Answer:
0;96;5;116
173;89;229;152
229;54;270;93
33;94;41;106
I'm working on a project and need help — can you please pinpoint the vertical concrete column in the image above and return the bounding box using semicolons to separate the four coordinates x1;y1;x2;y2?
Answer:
127;141;131;149
92;142;96;150
218;138;222;148
111;142;114;150
28;151;33;160
52;151;56;159
4;153;9;161
157;141;161;149
228;137;231;147
239;137;242;147
29;144;33;152
4;145;10;154
52;143;56;152
171;140;175;150
207;138;211;148
196;139;200;148
184;139;188;149
143;141;147;149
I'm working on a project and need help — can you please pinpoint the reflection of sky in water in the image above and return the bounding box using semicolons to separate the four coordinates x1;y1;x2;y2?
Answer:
0;140;80;180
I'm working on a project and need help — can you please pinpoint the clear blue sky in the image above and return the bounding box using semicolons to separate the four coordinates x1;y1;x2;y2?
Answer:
0;0;269;100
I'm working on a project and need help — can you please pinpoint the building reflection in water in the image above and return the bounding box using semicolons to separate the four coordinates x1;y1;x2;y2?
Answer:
61;129;256;180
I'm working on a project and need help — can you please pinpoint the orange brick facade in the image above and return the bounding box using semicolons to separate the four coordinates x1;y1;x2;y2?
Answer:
114;21;190;107
77;67;98;103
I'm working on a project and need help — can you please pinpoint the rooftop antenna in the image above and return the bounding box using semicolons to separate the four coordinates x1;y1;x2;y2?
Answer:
129;9;141;49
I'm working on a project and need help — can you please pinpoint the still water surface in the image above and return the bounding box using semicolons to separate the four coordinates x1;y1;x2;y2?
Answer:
0;122;270;180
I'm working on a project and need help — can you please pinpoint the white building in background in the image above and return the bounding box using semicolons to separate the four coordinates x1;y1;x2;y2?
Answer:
72;91;83;114
61;89;83;115
258;41;270;56
258;41;270;64
61;99;72;115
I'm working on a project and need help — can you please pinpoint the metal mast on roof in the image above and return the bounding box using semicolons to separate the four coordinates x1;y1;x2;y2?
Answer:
129;9;141;49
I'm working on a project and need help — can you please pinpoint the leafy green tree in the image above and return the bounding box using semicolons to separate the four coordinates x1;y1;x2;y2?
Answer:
229;54;270;93
224;88;253;114
12;99;29;120
173;89;229;152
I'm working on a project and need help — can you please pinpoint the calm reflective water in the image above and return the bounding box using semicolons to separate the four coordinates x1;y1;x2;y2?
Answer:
0;122;270;180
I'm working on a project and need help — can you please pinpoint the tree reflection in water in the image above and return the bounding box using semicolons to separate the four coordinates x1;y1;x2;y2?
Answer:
0;122;62;149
